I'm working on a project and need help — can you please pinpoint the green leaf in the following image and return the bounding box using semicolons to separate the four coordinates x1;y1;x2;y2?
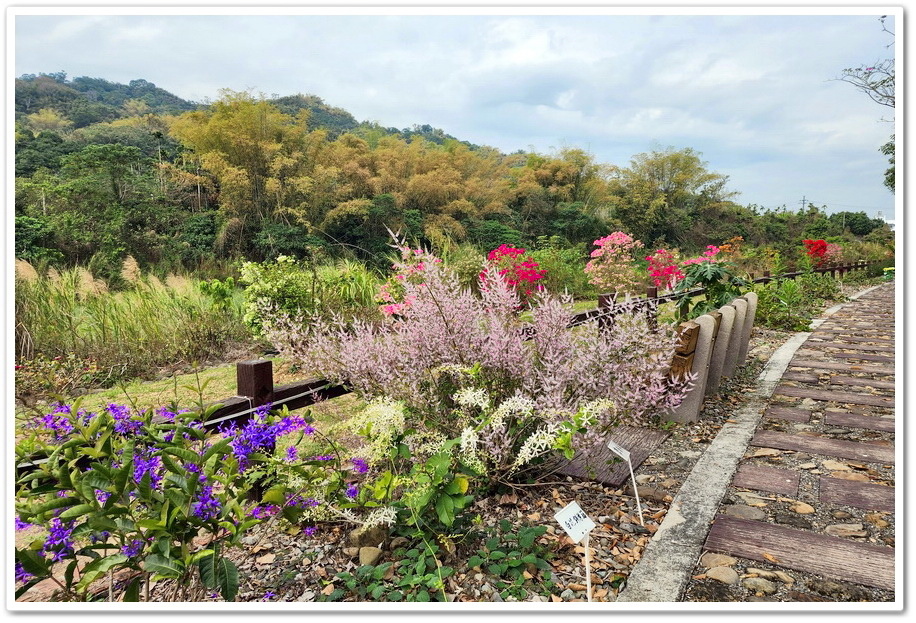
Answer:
197;554;239;601
371;585;387;600
122;576;142;602
434;494;455;526
467;555;484;568
143;553;185;578
416;589;431;602
58;503;95;520
164;488;188;513
163;447;200;464
489;550;507;560
16;548;50;577
75;554;129;592
32;495;79;515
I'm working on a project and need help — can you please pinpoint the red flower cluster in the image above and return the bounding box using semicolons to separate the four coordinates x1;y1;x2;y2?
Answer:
803;239;828;267
481;244;547;301
645;249;684;291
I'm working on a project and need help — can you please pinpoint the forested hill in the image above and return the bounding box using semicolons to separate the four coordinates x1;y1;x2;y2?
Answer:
15;72;890;286
15;72;474;146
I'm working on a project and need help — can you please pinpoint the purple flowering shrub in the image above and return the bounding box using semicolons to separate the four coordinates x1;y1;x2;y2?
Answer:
14;400;369;602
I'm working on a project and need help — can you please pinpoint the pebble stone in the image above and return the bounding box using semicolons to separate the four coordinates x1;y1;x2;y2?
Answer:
743;577;778;595
700;553;737;568
723;505;767;521
707;566;740;585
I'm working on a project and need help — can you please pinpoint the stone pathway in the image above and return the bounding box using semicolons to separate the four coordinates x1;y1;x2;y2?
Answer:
690;283;896;601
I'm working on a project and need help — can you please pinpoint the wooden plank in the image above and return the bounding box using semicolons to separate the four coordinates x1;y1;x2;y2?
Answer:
780;370;821;383
818;476;895;513
828;353;896;364
733;464;799;496
829;376;896;390
751;430;894;465
556;426;668;487
676;321;700;354
669;353;695;380
802;342;895;353
705;516;894;590
774;385;894;408
764;406;812;422
823;410;895;432
789;360;895;376
810;335;895;345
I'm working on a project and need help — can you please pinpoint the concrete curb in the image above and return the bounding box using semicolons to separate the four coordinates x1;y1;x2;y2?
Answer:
615;285;885;603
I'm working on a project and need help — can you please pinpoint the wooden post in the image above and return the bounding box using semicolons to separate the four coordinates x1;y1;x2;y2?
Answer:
763;270;771;283
597;293;615;331
237;359;274;407
645;285;658;328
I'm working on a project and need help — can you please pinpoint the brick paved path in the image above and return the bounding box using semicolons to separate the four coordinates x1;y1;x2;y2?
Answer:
697;284;896;600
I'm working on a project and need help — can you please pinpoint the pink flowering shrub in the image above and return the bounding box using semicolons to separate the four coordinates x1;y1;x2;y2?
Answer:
375;245;442;316
479;244;547;304
584;232;645;294
645;249;685;291
680;245;721;267
823;242;844;267
265;241;691;460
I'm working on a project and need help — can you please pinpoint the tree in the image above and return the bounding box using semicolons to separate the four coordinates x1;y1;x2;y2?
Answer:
880;136;894;192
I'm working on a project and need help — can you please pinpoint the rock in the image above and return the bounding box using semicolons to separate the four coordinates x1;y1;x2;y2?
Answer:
700;553;737;568
348;525;388;548
343;547;359;557
774;512;812;529
358;546;384;566
807;578;870;601
773;571;795;585
490;591;504;602
560;588;576;600
389;536;410;550
707;566;740;585
631;486;671;503
743;577;778;595
832;510;853;520
735;491;770;506
635;474;655;485
821;459;850;471
723;505;767;521
746;568;777;580
790;502;815;514
751;448;781;458
689;580;733;601
798;462;817;469
530;595;547;602
829;471;870;482
296;590;316;601
865;513;890;528
824;523;867;538
801;398;817;407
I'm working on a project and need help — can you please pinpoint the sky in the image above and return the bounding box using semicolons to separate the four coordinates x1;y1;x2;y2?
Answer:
11;5;900;221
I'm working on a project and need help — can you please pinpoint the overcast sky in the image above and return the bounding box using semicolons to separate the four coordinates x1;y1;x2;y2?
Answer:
12;6;899;221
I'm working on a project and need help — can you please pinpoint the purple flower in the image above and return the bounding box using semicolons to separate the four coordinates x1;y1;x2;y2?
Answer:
304;526;318;536
15;516;31;530
345;483;359;499
192;481;221;521
121;539;145;558
35;407;73;441
108;404;143;436
132;448;162;489
249;504;281;519
285;446;298;462
42;517;75;562
95;490;111;505
15;561;34;583
89;531;111;544
350;458;369;474
311;454;334;462
262;590;276;601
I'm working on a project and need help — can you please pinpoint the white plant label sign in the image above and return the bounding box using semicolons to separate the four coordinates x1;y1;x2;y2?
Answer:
554;501;596;544
606;439;631;462
607;438;644;526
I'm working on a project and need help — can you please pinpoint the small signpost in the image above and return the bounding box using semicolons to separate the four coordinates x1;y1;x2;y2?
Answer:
607;438;644;526
554;501;596;602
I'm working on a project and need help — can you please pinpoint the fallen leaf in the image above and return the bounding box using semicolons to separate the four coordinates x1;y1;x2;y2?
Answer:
551;594;563;602
256;553;276;564
594;588;608;599
763;552;781;563
321;583;335;596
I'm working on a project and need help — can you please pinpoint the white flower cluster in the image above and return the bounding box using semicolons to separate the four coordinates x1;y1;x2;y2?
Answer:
347;397;407;463
578;399;617;428
361;506;398;529
488;394;535;429
452;387;491;411
458;426;486;474
404;429;447;459
511;422;563;469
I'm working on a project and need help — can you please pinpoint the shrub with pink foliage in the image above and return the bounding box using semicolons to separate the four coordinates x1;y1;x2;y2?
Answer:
264;240;691;480
584;232;645;294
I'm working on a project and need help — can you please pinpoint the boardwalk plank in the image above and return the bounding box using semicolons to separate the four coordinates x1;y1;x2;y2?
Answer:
751;430;894;464
818;476;895;512
733;464;799;496
764;406;811;422
789;360;895;376
774;385;894;408
823;410;895;432
705;516;894;590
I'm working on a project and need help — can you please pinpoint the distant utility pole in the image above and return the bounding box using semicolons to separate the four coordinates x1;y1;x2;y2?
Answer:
799;196;807;210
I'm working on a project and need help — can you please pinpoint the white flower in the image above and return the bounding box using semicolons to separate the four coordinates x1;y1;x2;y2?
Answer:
511;423;562;469
452;387;490;411
459;426;487;474
362;506;397;529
